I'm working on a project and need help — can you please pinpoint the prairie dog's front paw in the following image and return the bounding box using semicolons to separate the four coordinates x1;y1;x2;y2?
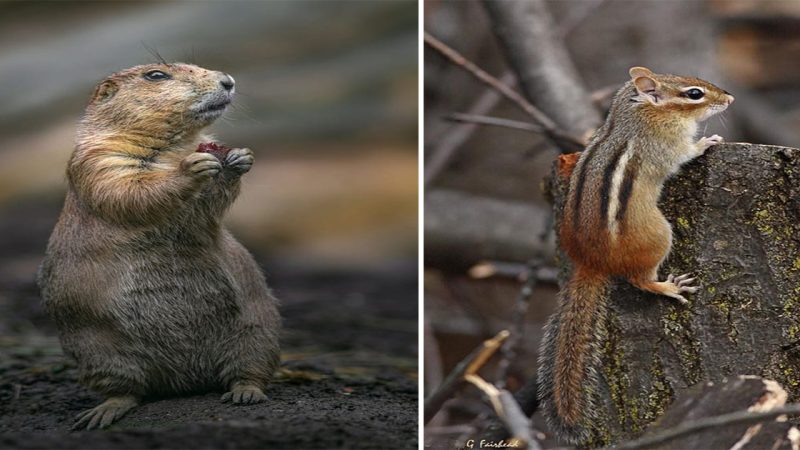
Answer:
696;134;724;152
224;148;254;175
181;152;222;181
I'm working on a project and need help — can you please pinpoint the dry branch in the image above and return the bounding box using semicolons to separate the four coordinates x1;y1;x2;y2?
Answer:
468;260;558;284
424;32;585;152
445;113;543;133
425;71;515;186
495;260;541;389
611;405;800;450
482;0;601;140
424;330;510;423
465;374;542;450
425;189;556;271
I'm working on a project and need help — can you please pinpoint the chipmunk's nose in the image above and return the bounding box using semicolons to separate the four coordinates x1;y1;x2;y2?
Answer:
219;74;235;92
724;90;734;104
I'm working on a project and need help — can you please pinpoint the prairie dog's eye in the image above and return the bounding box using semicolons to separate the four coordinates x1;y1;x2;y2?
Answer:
684;88;704;100
144;70;171;81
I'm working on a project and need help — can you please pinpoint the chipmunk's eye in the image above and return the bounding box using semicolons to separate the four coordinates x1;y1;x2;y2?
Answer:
143;70;171;81
684;88;704;100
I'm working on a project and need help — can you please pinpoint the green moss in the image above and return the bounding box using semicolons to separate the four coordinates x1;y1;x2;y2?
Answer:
676;217;690;230
660;307;703;384
642;355;674;425
602;316;629;430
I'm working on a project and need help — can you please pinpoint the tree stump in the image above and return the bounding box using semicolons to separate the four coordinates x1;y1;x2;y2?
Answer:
640;376;797;450
548;143;800;446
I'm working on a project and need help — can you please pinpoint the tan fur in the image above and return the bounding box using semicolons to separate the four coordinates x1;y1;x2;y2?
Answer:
539;66;734;444
38;63;280;431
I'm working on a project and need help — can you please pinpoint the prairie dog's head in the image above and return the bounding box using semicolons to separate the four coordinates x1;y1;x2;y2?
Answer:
82;63;235;143
627;66;734;122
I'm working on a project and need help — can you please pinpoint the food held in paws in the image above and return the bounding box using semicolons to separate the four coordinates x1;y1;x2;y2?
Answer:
197;142;232;161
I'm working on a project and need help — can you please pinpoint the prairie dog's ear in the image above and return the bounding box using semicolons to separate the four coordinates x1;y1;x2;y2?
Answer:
91;79;119;104
633;76;660;103
629;66;654;79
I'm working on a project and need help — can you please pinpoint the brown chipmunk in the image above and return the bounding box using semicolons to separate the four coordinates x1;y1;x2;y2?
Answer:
537;67;734;444
38;63;280;430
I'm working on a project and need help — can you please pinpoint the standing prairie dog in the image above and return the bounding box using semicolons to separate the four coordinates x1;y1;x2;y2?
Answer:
538;66;734;445
38;63;280;430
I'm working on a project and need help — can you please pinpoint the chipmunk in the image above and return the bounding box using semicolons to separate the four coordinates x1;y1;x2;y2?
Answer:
537;66;734;444
38;63;280;430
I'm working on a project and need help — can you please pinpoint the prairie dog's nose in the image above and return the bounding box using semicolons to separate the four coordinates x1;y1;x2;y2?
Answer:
219;73;235;92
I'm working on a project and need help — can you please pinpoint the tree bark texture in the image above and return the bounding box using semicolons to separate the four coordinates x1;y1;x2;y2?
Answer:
639;376;797;450
548;143;800;446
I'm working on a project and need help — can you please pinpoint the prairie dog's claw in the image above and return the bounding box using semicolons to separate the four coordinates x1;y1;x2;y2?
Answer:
72;396;137;431
181;152;222;180
224;148;254;174
221;384;266;405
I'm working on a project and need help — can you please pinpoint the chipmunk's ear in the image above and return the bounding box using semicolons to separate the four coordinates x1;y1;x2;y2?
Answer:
633;75;661;103
629;66;654;79
91;79;119;104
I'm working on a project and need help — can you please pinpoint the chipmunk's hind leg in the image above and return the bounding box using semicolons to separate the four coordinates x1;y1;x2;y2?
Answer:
629;267;698;305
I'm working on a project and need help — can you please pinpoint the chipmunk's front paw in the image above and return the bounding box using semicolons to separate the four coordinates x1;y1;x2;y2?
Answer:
696;134;724;153
72;396;137;431
221;383;267;404
224;148;254;175
665;273;699;304
181;152;222;181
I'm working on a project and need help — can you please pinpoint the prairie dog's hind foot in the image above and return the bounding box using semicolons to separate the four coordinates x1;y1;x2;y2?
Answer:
72;395;138;431
221;382;267;405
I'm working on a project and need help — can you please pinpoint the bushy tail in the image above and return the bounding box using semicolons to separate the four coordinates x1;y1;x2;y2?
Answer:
538;268;609;445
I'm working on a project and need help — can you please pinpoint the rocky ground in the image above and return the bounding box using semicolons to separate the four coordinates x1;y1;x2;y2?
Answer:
0;201;418;450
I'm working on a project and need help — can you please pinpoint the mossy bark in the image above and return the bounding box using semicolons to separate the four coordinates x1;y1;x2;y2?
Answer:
549;143;800;446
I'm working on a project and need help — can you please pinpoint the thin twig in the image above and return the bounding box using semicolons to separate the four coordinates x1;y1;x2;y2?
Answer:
608;404;800;450
424;330;510;423
591;84;620;108
424;319;447;426
495;259;541;389
425;71;515;186
465;374;542;450
465;374;504;414
445;113;544;133
555;0;608;38
424;32;585;152
468;260;559;284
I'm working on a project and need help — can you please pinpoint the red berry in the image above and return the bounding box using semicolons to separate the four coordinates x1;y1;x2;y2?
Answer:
197;142;232;161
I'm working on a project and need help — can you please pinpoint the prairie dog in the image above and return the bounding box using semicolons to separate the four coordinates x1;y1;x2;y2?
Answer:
38;63;280;430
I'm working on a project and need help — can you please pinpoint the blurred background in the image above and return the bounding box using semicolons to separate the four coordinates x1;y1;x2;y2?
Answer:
0;1;418;444
0;0;418;271
424;0;800;447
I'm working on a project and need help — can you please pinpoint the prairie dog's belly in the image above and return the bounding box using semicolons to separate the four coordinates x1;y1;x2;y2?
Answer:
47;214;242;378
112;241;241;391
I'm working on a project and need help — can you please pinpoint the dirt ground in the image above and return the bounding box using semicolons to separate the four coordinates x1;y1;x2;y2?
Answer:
0;201;418;450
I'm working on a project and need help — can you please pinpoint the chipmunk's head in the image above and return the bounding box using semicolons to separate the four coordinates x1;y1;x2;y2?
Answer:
627;66;734;122
82;63;235;144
